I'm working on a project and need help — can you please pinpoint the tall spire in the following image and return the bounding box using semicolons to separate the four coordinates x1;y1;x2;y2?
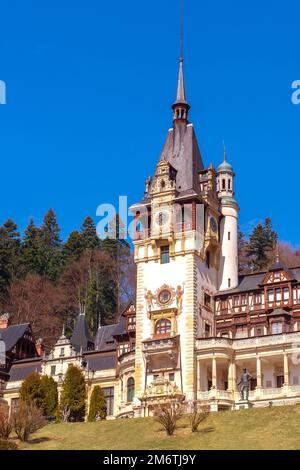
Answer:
223;140;227;162
172;0;190;121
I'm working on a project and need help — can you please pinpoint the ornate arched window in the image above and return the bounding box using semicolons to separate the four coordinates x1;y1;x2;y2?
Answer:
155;318;171;337
127;377;135;403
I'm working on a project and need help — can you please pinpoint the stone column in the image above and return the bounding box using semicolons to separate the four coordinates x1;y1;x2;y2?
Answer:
197;360;201;393
232;361;237;392
284;353;289;386
256;356;262;389
227;362;232;391
212;356;217;389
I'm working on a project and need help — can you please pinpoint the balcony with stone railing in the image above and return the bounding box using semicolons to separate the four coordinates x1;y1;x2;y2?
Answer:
196;331;300;352
118;350;135;369
142;335;180;371
143;335;179;353
198;384;300;408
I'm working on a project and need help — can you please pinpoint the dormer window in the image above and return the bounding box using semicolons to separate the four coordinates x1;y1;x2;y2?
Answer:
268;290;274;303
276;288;282;301
60;347;65;357
283;287;289;300
271;322;283;334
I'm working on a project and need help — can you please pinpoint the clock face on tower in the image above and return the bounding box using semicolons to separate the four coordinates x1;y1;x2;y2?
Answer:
155;210;169;227
158;289;172;305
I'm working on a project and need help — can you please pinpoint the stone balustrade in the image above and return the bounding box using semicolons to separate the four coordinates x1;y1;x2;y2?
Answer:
196;331;300;352
198;384;300;408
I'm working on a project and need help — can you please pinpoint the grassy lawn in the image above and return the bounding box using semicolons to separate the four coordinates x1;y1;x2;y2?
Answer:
20;404;300;450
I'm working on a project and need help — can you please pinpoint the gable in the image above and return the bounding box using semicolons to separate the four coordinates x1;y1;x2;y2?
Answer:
262;270;293;285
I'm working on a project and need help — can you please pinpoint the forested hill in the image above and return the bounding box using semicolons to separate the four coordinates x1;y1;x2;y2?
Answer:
0;211;299;350
0;210;135;349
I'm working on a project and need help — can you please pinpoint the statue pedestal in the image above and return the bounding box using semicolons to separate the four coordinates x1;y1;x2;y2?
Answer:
235;400;253;410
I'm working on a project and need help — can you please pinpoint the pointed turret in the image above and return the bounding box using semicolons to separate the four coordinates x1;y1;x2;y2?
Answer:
70;312;94;352
217;143;237;206
172;57;190;122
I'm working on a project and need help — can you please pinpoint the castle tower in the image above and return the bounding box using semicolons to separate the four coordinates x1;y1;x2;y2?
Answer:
130;47;221;414
217;147;239;291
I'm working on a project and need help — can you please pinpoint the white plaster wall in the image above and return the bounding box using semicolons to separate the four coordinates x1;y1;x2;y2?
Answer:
219;206;238;291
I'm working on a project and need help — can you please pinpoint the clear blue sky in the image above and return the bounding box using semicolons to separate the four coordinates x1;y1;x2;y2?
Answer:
0;0;299;244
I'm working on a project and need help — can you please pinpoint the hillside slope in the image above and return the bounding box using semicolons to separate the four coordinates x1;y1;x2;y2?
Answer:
22;404;300;450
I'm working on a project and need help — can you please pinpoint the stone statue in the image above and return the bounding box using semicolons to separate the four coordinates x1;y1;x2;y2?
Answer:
144;289;154;311
175;284;184;313
237;368;252;401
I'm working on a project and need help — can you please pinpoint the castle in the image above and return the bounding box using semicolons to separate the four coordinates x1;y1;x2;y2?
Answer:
1;52;300;417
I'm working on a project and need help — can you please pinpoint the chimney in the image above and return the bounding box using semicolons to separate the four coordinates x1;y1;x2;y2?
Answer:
35;338;44;357
0;313;10;330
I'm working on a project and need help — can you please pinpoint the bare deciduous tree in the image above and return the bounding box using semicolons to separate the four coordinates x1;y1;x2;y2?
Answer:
189;401;209;432
11;401;47;442
0;405;12;440
153;402;183;436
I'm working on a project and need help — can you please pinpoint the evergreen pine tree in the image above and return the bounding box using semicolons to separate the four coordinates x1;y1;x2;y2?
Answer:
40;209;63;281
101;214;130;316
80;216;99;251
247;218;277;271
19;372;58;417
59;364;86;422
40;375;58;417
0;219;20;297
20;218;43;277
19;372;43;408
87;386;107;421
63;230;83;262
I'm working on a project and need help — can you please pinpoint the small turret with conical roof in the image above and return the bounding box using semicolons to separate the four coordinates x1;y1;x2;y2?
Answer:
217;143;237;207
217;144;239;291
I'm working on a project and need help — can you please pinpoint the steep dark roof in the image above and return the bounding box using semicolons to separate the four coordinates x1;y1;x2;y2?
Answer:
269;308;291;317
269;260;295;279
157;122;204;194
95;324;117;351
85;352;116;371
9;357;42;382
70;313;94;352
217;266;300;296
112;301;135;337
112;315;127;336
0;323;30;351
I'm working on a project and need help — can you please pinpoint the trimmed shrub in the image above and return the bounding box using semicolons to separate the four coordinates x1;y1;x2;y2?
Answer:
19;372;58;417
59;364;86;422
40;375;58;416
88;386;107;422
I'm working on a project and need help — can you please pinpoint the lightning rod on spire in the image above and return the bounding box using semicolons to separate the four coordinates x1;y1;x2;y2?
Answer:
180;0;184;62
